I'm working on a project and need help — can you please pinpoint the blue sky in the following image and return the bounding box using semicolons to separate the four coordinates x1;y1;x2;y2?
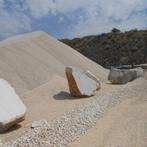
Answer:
0;0;147;40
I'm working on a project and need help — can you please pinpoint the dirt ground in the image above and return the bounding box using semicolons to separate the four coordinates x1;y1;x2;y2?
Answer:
0;75;115;143
70;71;147;147
70;95;147;147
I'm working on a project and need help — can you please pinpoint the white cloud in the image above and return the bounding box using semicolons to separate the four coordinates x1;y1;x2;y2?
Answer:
25;0;96;18
0;0;147;39
59;17;64;22
24;0;147;19
23;0;147;37
24;0;56;18
0;11;32;40
68;0;147;37
70;12;147;38
55;0;96;13
0;1;32;40
0;0;4;8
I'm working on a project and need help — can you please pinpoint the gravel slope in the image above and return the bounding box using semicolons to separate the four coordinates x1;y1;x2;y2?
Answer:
0;31;108;95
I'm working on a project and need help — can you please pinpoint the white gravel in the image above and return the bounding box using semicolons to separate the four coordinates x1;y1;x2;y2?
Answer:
2;78;147;147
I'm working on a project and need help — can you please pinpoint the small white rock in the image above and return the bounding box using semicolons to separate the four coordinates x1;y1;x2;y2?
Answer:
31;120;49;128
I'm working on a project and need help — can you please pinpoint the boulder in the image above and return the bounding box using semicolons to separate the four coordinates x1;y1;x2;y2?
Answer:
0;79;26;132
108;67;136;84
65;67;100;97
108;67;144;84
130;67;144;78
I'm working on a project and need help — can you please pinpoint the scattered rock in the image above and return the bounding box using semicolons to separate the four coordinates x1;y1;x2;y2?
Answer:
108;67;144;84
0;79;26;133
65;67;100;97
31;120;49;128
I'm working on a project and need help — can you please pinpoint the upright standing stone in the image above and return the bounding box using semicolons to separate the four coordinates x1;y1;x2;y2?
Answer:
65;67;100;97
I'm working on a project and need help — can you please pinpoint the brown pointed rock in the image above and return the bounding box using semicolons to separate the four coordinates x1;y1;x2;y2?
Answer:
65;67;100;97
0;79;26;133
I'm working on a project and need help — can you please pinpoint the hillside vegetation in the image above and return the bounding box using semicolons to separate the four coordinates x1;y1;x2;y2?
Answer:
61;29;147;68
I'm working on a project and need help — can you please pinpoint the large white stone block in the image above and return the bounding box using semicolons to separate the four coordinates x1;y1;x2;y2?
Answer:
66;67;100;97
0;79;26;132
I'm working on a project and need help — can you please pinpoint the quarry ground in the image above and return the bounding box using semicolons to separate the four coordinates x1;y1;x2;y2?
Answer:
70;91;147;147
0;75;115;142
0;72;147;147
70;71;147;147
0;31;146;147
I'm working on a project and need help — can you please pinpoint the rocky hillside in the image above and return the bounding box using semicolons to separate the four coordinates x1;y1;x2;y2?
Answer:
61;29;147;68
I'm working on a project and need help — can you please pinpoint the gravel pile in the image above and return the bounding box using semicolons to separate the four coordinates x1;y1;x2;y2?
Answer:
3;78;147;147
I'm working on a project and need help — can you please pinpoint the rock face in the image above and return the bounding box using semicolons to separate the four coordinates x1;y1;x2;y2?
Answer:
0;79;26;132
65;67;100;97
108;67;144;84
